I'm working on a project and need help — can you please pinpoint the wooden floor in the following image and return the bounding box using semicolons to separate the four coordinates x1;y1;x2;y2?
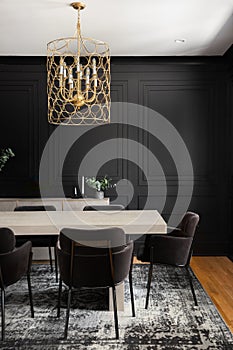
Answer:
191;256;233;333
133;256;233;333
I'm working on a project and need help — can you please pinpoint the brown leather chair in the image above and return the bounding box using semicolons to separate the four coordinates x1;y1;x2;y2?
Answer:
57;227;135;339
83;204;125;211
14;205;58;280
137;212;200;309
0;227;34;340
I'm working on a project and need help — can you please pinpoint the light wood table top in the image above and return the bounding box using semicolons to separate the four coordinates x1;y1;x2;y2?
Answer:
0;210;167;236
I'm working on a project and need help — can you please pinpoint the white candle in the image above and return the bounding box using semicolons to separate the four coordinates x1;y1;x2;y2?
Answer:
74;186;77;196
81;176;85;196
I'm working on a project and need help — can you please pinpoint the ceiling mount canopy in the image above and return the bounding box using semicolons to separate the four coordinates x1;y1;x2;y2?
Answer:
70;2;86;11
47;2;111;125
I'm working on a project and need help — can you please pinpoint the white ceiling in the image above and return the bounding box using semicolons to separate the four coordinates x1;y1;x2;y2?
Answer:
0;0;233;56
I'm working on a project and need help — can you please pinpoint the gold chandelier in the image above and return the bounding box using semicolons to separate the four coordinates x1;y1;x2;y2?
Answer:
47;2;110;125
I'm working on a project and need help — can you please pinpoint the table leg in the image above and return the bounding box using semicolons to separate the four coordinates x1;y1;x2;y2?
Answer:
109;283;124;311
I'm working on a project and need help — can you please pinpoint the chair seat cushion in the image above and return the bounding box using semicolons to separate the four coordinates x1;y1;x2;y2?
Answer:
137;235;193;266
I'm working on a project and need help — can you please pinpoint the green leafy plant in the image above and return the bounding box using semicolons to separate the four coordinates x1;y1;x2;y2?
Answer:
86;175;115;192
0;148;15;172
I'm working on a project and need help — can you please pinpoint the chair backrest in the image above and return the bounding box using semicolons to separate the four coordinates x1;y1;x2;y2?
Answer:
0;241;32;288
57;227;133;288
60;227;127;250
0;227;16;254
143;211;199;266
83;204;125;211
14;205;56;211
178;212;199;237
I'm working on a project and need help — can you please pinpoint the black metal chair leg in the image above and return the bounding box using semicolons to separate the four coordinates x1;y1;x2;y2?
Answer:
185;266;198;306
48;246;53;273
145;262;153;309
27;273;34;318
57;277;62;318
1;289;5;341
112;285;119;339
64;287;72;339
54;247;58;283
129;254;135;317
145;246;154;309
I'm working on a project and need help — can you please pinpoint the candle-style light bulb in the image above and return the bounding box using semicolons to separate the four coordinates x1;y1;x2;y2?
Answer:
68;73;73;83
59;57;64;75
59;65;64;75
63;63;67;78
80;64;83;79
92;58;96;75
59;60;64;87
86;67;90;85
76;61;80;73
68;73;73;89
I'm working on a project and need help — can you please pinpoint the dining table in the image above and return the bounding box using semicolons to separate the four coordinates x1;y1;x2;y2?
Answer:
0;209;167;311
0;209;167;236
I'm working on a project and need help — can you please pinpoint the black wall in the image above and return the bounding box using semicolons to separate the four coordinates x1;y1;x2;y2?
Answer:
225;46;233;259
0;54;232;256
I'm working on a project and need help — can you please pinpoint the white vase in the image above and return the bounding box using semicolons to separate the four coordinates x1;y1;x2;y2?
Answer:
95;190;104;199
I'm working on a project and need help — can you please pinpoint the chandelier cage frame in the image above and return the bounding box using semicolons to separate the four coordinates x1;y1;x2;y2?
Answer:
47;2;111;125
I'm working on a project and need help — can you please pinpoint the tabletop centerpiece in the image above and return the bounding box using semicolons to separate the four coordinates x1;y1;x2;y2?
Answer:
85;175;115;199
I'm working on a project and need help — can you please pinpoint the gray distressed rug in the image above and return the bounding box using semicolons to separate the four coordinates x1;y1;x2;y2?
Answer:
1;264;233;349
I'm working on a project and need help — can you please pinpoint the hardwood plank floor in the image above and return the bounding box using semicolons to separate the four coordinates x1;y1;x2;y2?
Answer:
191;256;233;333
133;256;233;333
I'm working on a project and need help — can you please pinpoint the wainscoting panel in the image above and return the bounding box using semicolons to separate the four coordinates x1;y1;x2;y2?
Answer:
0;65;47;196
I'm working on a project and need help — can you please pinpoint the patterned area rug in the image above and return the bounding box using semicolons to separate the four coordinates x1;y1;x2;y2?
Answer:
1;264;233;349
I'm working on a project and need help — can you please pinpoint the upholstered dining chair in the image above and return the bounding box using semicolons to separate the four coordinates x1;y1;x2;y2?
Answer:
0;227;34;341
14;205;58;280
57;227;135;339
83;204;125;211
0;227;16;254
137;211;200;309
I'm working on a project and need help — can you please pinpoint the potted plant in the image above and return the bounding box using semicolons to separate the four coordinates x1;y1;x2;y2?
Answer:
0;148;14;172
85;175;115;199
